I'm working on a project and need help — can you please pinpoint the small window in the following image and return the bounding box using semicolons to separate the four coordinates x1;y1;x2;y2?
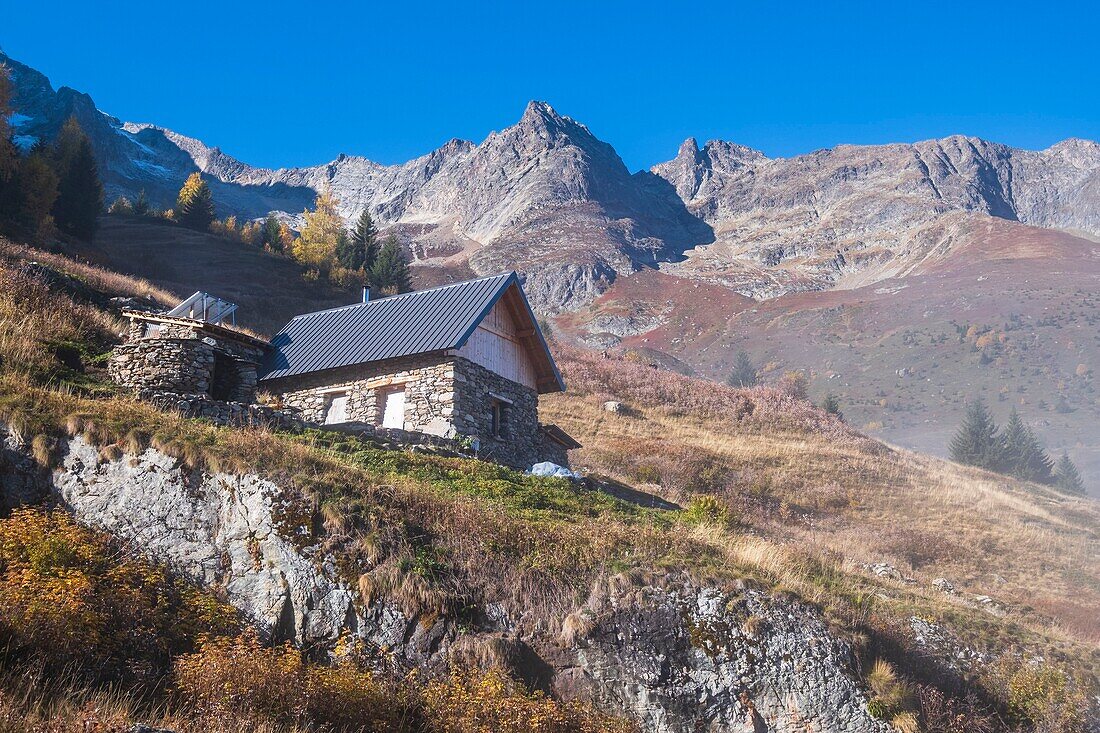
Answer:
491;400;508;438
143;323;163;338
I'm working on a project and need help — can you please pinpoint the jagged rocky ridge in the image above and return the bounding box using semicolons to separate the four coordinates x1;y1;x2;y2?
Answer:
653;135;1100;296
0;423;890;732
3;49;1099;308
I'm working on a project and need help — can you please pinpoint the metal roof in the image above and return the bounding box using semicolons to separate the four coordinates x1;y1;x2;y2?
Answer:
259;272;565;392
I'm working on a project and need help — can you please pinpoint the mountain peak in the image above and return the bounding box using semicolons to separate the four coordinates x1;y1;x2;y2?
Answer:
516;100;591;140
521;100;563;123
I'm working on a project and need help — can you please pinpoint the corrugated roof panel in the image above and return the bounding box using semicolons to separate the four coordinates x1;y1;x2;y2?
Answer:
260;272;521;381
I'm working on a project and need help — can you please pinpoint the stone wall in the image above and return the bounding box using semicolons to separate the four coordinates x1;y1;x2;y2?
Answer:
264;355;545;469
140;391;303;431
265;354;458;435
111;317;263;403
452;357;540;469
537;429;571;468
110;338;215;396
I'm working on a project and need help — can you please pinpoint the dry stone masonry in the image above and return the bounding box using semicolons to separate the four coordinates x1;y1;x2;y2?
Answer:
266;354;543;469
109;313;266;404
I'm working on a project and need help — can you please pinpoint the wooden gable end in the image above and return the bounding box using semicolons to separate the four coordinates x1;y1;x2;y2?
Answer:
455;282;563;393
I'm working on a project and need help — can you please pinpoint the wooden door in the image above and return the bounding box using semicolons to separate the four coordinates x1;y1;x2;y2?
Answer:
381;388;405;429
324;393;348;424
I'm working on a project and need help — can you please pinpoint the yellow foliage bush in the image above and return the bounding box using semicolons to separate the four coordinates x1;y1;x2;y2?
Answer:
173;631;407;732
1004;662;1086;732
421;667;638;733
0;508;238;685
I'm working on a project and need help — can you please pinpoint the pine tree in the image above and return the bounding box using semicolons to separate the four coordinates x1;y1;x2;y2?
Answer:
1054;453;1085;494
338;209;379;271
999;408;1054;483
0;65;15;186
999;408;1029;475
949;398;1001;469
1019;426;1054;484
133;189;150;216
369;234;412;295
260;214;283;251
0;65;20;230
108;196;133;215
726;350;758;388
821;393;843;420
293;188;344;271
175;172;216;231
50;117;103;240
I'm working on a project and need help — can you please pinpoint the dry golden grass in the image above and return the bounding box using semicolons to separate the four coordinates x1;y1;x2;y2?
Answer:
1;234;1096;726
542;387;1100;658
0;236;177;306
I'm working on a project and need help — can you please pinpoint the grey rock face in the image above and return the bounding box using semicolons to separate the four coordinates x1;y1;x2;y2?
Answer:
5;48;1097;309
53;435;356;646
567;583;890;733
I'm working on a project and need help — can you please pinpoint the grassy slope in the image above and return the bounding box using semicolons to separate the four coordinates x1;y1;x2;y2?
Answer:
1;234;1097;729
542;348;1100;666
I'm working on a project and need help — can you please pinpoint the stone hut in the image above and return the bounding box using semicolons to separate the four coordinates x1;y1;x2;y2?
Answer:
260;272;578;469
109;297;268;404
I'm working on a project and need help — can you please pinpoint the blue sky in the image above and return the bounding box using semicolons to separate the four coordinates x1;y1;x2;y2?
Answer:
3;0;1097;171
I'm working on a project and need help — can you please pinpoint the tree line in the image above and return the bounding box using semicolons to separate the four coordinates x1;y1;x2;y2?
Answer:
0;70;103;243
121;172;411;296
950;398;1085;493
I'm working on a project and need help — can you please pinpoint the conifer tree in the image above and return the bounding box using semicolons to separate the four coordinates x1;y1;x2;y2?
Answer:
50;117;103;240
15;152;60;242
293;188;344;271
260;213;282;251
1054;453;1085;494
999;408;1030;475
0;66;19;229
949;398;1001;469
369;234;412;295
821;393;843;420
108;196;133;215
175;173;216;231
726;350;758;388
999;409;1054;483
338;209;379;271
0;66;15;186
133;189;150;216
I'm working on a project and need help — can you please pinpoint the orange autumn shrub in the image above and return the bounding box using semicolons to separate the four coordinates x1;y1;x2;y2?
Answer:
172;632;411;732
0;507;237;685
421;667;639;733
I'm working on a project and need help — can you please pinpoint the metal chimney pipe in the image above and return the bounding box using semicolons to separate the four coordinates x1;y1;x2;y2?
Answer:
362;286;370;303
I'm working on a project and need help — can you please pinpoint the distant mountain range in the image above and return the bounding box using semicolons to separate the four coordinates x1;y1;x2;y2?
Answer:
5;49;1098;313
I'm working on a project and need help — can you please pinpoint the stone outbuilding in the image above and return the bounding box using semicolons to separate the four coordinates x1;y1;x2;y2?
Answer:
109;304;268;403
260;272;576;469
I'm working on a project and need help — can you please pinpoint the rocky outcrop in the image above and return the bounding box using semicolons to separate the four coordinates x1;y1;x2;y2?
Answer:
0;422;890;731
564;582;890;733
